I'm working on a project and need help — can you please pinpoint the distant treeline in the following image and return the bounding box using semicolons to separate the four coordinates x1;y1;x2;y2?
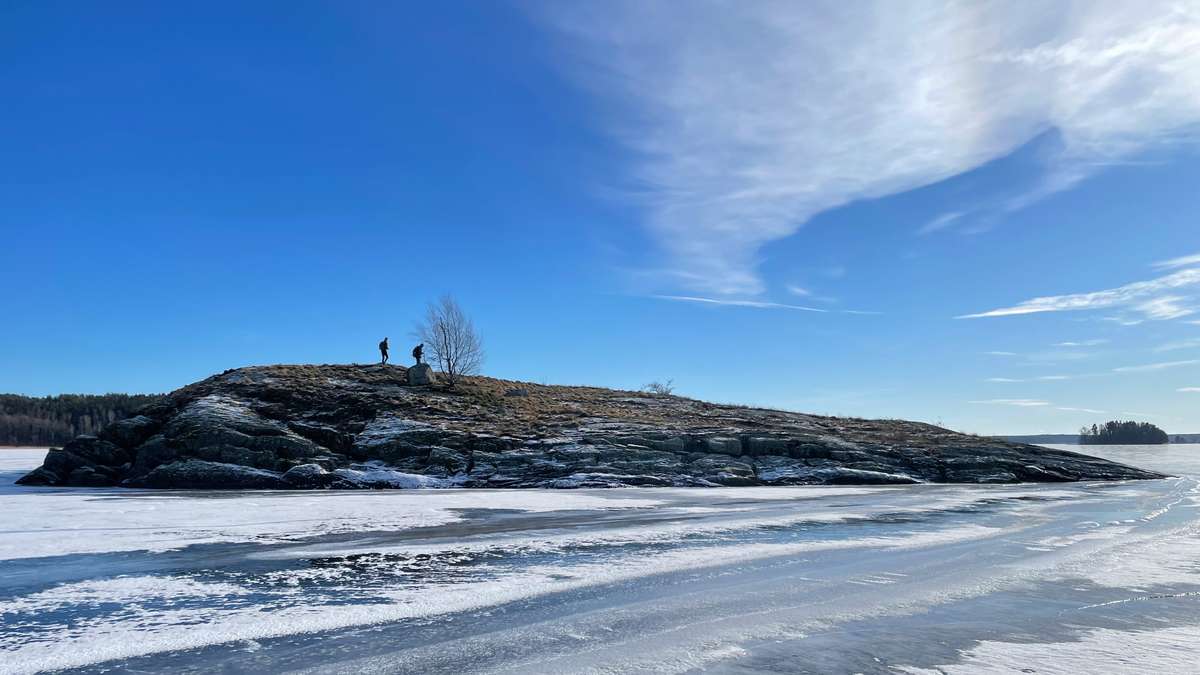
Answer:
1079;421;1169;445
0;394;162;446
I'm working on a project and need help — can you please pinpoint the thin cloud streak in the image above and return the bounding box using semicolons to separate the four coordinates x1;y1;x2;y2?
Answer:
986;374;1090;383
917;211;963;236
652;295;826;312
1155;252;1200;270
651;295;881;315
1155;338;1200;352
1179;387;1200;392
1112;359;1200;372
959;269;1200;320
1056;406;1107;414
969;399;1051;407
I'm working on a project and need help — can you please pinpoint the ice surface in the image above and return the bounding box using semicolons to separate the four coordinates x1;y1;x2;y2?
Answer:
2;445;1198;674
0;525;1014;673
0;448;665;559
916;625;1200;674
0;447;47;473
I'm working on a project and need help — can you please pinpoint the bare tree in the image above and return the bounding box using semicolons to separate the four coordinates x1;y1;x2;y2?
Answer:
642;379;675;396
413;295;484;386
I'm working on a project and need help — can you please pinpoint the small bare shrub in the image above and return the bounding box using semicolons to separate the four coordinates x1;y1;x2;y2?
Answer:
642;379;675;396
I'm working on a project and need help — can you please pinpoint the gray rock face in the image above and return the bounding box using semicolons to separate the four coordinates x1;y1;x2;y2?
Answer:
16;364;1167;489
125;460;291;489
407;364;436;386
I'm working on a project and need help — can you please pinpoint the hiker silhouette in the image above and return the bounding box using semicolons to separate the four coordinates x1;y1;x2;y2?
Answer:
412;343;424;365
379;337;389;365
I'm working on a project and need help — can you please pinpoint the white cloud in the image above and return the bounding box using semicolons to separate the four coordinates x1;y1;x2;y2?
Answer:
983;351;1018;357
1054;339;1108;347
987;374;1085;383
541;2;1200;295
1103;316;1146;327
785;285;812;297
1154;252;1200;270
959;269;1200;320
1156;338;1200;352
1113;359;1200;373
652;295;826;312
653;294;880;315
1056;406;1107;414
970;399;1051;407
1179;387;1200;392
916;211;964;236
1135;295;1196;320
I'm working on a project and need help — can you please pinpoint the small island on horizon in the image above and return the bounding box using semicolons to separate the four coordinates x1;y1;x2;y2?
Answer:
1005;425;1197;446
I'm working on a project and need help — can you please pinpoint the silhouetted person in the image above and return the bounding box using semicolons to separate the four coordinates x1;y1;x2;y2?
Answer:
379;337;389;365
412;343;424;365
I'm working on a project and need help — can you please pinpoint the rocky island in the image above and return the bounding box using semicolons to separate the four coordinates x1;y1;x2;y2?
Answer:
17;364;1164;489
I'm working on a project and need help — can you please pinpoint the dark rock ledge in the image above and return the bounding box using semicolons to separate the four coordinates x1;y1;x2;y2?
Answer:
16;364;1166;489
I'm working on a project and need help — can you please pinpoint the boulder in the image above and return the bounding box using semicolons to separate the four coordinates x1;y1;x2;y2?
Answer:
99;415;160;449
282;463;359;489
14;467;60;486
704;437;744;456
407;364;437;386
125;460;290;489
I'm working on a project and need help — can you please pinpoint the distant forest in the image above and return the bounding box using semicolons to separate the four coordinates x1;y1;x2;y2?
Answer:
0;394;162;447
1079;421;1169;445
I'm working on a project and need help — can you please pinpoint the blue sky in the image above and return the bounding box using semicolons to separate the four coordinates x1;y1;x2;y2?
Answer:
2;1;1199;434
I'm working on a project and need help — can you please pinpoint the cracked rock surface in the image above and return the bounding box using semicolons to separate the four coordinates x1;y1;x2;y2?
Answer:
16;364;1166;489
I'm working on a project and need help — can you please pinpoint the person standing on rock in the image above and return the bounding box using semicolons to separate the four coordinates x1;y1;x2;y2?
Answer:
412;343;424;365
379;337;389;365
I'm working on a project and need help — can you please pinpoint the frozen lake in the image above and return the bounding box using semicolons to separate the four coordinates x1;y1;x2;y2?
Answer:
2;444;1198;673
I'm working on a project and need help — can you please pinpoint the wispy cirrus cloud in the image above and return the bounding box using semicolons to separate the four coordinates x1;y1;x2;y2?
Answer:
653;294;880;315
973;399;1110;413
1112;359;1200;373
786;284;838;304
1154;252;1200;270
970;398;1051;407
986;374;1088;383
541;2;1200;296
652;295;826;312
959;269;1200;321
1155;338;1200;352
916;211;964;236
1054;339;1108;347
1179;387;1200;393
983;351;1019;357
1056;406;1107;414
